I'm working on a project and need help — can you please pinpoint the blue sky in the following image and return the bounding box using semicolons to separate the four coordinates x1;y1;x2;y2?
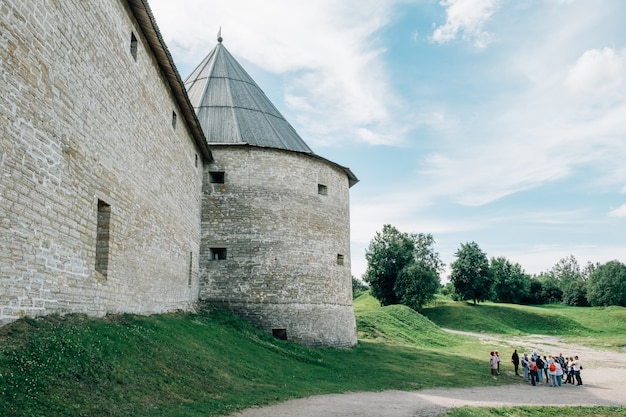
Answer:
149;0;626;280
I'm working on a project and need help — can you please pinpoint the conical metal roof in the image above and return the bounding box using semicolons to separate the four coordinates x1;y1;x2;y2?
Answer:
184;40;313;154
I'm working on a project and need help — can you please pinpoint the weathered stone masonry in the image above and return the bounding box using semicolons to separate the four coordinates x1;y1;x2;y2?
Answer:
1;0;358;347
201;146;357;347
0;0;208;323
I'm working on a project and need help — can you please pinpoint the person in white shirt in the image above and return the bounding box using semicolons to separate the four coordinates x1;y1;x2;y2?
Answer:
571;355;583;386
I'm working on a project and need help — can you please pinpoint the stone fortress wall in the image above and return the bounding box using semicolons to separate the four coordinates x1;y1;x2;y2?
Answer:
0;0;357;347
201;146;357;347
0;0;206;323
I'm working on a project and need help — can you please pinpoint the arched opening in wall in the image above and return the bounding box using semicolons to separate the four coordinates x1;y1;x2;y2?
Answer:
272;328;287;340
96;199;111;278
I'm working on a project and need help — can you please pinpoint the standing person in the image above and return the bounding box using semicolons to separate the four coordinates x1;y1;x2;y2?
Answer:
547;356;557;387
529;357;538;386
565;356;574;385
521;353;530;381
535;355;544;384
511;349;520;376
571;355;583;386
490;351;499;379
543;355;549;381
555;360;564;387
495;350;501;375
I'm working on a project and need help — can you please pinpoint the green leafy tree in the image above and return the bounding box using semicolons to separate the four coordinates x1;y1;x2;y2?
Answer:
539;274;564;304
450;242;493;304
393;261;440;312
550;255;585;305
364;225;443;309
411;233;445;273
587;260;626;306
364;225;415;306
490;256;531;303
521;277;544;304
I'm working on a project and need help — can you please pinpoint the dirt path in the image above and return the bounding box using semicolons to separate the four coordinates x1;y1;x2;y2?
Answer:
229;332;626;417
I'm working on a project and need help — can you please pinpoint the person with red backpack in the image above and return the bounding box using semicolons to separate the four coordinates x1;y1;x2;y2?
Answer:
535;355;544;384
547;356;558;387
555;359;564;386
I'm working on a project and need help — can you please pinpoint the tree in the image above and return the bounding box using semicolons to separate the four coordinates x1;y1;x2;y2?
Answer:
521;277;544;305
363;225;443;309
450;242;493;304
539;274;564;304
550;255;585;306
363;225;415;306
411;233;445;273
393;261;440;312
587;260;626;306
490;257;531;304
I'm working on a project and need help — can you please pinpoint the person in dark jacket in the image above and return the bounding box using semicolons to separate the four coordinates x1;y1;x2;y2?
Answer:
511;349;520;376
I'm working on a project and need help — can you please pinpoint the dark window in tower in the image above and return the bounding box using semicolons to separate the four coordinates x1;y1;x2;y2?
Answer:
172;111;177;129
272;328;287;340
209;171;225;184
210;248;227;260
337;254;345;266
130;32;138;61
96;199;111;278
318;184;327;195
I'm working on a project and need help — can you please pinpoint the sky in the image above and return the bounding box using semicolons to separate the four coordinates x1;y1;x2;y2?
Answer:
148;0;626;280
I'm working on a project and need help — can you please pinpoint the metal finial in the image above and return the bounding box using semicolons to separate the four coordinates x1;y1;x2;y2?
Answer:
217;27;223;43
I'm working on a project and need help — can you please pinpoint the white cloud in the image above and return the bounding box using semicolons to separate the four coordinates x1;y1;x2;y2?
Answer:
608;204;626;218
431;0;499;48
565;47;626;96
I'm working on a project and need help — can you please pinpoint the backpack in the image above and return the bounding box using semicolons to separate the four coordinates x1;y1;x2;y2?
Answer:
536;357;544;368
549;362;556;371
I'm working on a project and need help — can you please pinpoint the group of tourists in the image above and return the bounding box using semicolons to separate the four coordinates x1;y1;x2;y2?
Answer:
491;349;583;387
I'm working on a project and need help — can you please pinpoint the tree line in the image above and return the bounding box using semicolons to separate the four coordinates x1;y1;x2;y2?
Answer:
358;224;626;310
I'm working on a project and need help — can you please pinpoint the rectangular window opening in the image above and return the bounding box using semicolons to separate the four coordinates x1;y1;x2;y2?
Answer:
188;251;193;286
130;32;138;61
96;199;111;278
318;184;327;195
337;254;345;266
210;248;227;260
195;154;198;168
172;111;177;129
209;171;225;184
272;328;287;340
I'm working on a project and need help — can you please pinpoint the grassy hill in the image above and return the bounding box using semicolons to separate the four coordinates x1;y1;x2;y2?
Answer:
423;296;626;349
1;293;625;416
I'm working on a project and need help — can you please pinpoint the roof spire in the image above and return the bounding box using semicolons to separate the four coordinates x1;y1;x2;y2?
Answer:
217;27;223;43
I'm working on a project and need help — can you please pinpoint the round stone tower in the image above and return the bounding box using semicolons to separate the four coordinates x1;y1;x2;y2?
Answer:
185;37;358;347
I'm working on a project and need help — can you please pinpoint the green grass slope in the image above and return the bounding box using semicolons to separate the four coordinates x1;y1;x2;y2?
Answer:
1;294;625;417
0;298;500;417
423;298;626;349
